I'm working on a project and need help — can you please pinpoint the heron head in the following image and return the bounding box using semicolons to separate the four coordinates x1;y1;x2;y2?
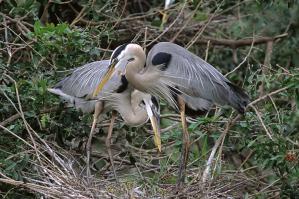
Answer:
93;44;145;97
132;90;161;152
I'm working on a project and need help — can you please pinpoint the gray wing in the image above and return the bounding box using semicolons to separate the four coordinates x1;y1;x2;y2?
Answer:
147;42;249;113
53;60;121;99
48;88;98;113
181;93;213;112
48;60;122;113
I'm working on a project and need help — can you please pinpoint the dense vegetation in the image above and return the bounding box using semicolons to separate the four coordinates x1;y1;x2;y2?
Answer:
0;0;298;198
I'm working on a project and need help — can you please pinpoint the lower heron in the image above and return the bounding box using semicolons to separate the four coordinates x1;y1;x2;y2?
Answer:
48;59;161;180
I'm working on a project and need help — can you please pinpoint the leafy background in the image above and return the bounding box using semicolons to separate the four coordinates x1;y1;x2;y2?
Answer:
0;0;298;198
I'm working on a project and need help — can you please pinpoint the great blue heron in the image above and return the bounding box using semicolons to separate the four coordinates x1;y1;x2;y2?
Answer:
48;59;161;180
94;42;250;186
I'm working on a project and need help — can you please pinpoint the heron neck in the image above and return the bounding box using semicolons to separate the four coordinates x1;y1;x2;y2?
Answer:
117;93;148;126
125;62;159;93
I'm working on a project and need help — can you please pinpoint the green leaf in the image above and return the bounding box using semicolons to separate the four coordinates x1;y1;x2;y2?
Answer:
33;21;42;35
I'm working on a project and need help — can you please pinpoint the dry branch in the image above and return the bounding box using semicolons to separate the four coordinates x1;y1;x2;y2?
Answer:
249;104;273;140
202;115;241;183
249;87;289;106
225;36;255;77
258;40;274;96
0;107;59;127
195;33;287;48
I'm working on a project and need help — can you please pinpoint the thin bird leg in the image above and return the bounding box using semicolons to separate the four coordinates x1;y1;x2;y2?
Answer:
177;96;190;189
105;110;118;181
86;101;103;180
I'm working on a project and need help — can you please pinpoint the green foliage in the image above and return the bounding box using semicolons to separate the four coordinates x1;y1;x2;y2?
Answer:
250;135;299;197
30;21;102;70
0;0;298;198
6;0;40;16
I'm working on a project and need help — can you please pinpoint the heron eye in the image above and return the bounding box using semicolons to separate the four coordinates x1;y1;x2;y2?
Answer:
140;100;145;108
128;58;135;62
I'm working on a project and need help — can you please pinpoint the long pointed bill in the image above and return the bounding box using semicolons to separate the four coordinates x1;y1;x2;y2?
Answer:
92;60;117;97
144;99;161;152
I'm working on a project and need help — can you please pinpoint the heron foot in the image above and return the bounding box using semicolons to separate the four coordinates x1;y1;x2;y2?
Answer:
86;102;103;184
106;111;118;182
176;97;190;189
86;117;97;184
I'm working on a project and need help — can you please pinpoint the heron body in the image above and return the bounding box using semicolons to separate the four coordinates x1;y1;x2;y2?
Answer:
49;60;125;112
100;42;249;114
48;59;161;180
48;60;160;126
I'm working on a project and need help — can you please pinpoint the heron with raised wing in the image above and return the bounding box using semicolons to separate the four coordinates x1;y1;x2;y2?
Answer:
93;42;250;186
48;59;161;180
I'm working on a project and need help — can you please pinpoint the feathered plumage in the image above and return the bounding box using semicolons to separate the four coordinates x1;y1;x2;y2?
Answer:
148;42;249;114
103;42;249;114
48;60;159;126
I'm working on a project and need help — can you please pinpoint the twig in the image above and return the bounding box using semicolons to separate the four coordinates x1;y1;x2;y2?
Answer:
269;95;281;125
249;86;289;106
143;26;148;53
0;124;34;149
286;137;299;147
205;40;210;61
0;107;59;127
4;74;43;168
70;3;88;27
258;40;274;96
111;0;127;29
2;75;71;176
40;0;51;24
264;40;273;67
0;12;32;33
276;64;293;75
249;104;273;140
225;35;255;77
170;0;203;42
186;3;220;49
192;33;288;48
0;113;20;127
2;24;55;68
232;49;238;64
146;1;187;47
202;115;241;183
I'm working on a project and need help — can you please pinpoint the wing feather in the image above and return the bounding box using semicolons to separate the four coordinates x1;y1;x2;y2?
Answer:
147;42;249;113
53;60;122;99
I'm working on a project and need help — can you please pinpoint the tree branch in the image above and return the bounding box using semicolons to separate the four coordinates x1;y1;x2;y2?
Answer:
195;33;287;48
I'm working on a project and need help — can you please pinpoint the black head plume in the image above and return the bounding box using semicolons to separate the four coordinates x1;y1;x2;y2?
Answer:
110;43;129;62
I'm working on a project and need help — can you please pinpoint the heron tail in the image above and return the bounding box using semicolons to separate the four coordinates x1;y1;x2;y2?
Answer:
227;82;250;114
48;88;96;113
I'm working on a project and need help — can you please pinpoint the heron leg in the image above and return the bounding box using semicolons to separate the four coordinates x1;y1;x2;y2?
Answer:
105;110;118;181
86;101;103;181
177;96;189;189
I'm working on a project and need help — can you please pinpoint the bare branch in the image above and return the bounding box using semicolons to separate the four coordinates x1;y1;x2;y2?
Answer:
249;104;273;140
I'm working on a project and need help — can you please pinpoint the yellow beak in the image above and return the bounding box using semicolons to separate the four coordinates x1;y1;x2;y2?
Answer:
149;115;162;152
92;61;117;97
144;98;161;152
